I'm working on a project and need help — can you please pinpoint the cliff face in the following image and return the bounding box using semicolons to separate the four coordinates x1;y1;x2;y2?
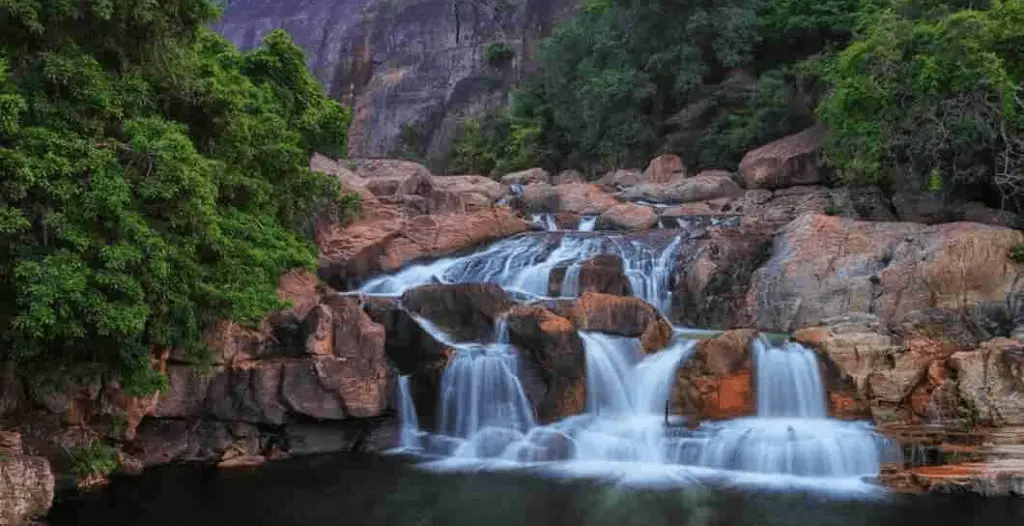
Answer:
214;0;578;162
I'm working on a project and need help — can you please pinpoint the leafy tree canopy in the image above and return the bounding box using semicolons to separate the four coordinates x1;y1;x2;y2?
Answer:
0;1;355;393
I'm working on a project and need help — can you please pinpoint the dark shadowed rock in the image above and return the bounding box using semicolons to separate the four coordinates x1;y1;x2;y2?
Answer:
402;283;513;342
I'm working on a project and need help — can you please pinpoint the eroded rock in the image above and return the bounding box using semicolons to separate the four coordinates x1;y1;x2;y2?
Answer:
402;283;513;342
671;330;757;420
598;203;658;231
618;173;743;205
558;293;673;353
0;431;54;526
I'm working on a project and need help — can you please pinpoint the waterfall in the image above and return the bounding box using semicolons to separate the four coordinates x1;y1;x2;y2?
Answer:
754;336;827;418
531;214;559;231
397;375;422;450
577;216;598;232
580;333;639;415
614;236;682;315
663;339;890;478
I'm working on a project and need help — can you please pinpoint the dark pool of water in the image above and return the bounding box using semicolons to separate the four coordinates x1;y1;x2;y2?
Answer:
48;454;1024;526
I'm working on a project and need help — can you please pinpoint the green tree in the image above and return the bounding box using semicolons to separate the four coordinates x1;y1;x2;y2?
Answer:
0;2;356;394
817;0;1024;210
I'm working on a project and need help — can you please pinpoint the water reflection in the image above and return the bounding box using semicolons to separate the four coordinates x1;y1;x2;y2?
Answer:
48;454;1024;526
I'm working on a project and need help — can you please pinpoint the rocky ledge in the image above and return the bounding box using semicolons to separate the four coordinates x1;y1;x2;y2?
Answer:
0;432;53;526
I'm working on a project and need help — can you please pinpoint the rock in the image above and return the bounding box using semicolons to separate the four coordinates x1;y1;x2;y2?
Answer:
505;305;587;423
350;158;434;180
900;461;1024;497
279;354;389;420
401;283;514;342
316;206;530;289
949;339;1024;426
598;168;643;189
362;297;453;429
501;168;551;186
597;203;658;231
671;330;757;420
827;186;897;222
553;184;620;215
643;154;685;183
962;202;1024;229
197;321;274;365
152;366;213;419
551;255;631;297
552;170;586;185
618;173;743;204
217;454;266;469
747;213;1024;333
738;124;826;190
0;432;54;526
277;269;321;321
518;183;619;216
432;174;505;201
559;293;673;354
794;314;970;424
309;153;374;200
673;224;774;329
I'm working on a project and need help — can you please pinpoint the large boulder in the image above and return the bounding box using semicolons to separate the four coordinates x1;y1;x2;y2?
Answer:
597;203;658;231
643;154;686;184
519;183;619;215
501;168;551;186
618;173;743;204
401;283;514;342
738;124;826;190
747;213;1024;333
505;305;587;423
316;206;530;289
671;330;757;420
0;432;54;526
558;293;673;354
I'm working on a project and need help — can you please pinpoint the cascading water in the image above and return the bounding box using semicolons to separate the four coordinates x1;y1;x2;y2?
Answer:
577;216;598;232
359;233;681;315
531;214;559;231
397;375;422;450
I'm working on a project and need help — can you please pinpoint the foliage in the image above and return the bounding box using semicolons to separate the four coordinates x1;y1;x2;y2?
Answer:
1010;244;1024;263
818;0;1024;210
68;440;120;478
446;108;543;176
494;0;856;173
485;43;516;68
0;2;355;394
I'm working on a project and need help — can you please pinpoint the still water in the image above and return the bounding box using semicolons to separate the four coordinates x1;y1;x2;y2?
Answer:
48;453;1023;526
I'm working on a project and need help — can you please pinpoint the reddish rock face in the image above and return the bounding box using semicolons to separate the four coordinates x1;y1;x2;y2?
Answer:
671;330;757;420
505;305;587;423
559;292;673;353
738;124;825;190
598;203;658;231
550;255;631;297
401;283;514;342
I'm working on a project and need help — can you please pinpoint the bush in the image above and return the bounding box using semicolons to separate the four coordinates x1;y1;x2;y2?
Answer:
0;2;357;394
817;1;1024;210
485;43;516;68
68;440;120;478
